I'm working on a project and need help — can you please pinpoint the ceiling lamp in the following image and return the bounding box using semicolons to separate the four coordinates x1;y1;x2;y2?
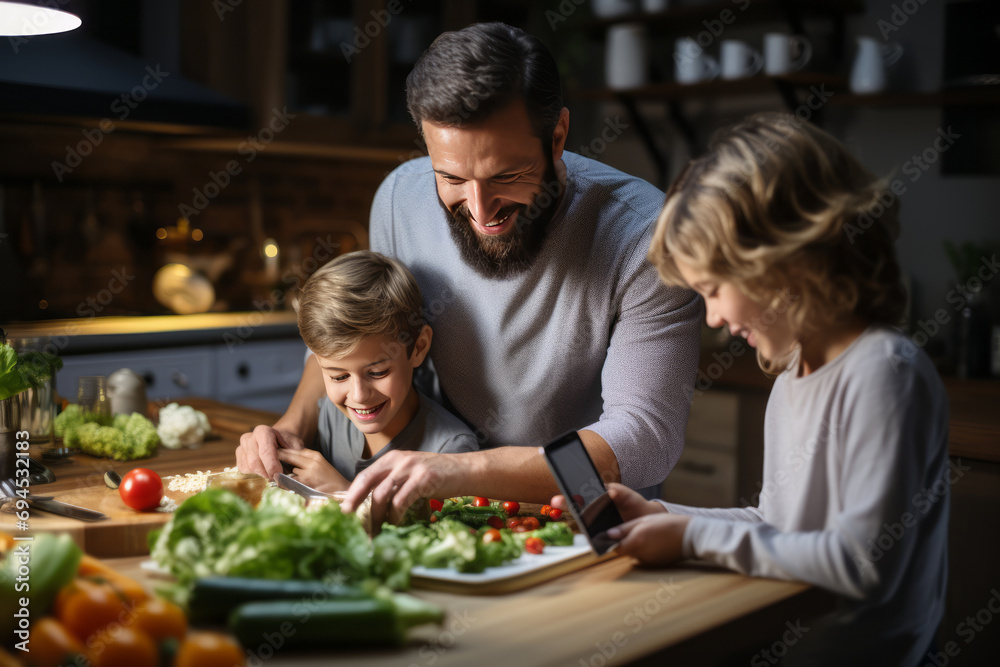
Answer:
0;1;81;37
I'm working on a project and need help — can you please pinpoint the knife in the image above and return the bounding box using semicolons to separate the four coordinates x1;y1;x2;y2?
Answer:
274;473;332;500
25;496;108;522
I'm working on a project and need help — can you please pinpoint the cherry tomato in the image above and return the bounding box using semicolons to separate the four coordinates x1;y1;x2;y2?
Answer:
430;514;438;523
486;516;505;530
524;537;545;554
174;631;245;667
472;496;489;507
87;626;158;667
133;596;188;642
548;507;563;520
119;468;163;511
482;528;502;544
26;617;86;667
502;501;520;516
504;517;522;530
56;578;127;642
428;499;444;512
540;504;551;517
521;517;540;531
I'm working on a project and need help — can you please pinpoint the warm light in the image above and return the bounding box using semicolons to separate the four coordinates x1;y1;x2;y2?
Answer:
0;1;82;36
156;228;168;240
192;229;204;241
38;299;48;309
264;243;279;258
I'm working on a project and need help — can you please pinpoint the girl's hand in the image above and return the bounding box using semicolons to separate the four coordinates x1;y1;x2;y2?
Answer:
606;513;691;567
550;482;668;522
276;448;350;494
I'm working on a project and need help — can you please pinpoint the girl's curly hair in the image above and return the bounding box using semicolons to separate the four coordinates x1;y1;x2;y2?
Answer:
649;112;907;372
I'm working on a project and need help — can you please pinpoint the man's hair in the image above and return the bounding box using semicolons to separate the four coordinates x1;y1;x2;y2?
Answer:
298;250;426;358
649;112;907;373
406;22;563;147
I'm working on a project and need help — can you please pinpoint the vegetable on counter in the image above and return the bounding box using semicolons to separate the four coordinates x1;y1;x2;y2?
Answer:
157;403;211;449
229;593;444;651
1;533;82;640
54;405;159;460
187;576;374;625
119;468;164;511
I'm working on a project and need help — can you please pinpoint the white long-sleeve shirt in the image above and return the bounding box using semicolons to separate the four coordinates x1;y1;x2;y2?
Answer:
662;327;950;666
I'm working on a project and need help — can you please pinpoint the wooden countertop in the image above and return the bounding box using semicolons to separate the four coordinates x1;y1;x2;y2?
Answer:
0;398;277;557
5;399;835;664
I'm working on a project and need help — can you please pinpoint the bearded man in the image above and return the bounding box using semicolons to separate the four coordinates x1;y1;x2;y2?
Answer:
237;23;702;524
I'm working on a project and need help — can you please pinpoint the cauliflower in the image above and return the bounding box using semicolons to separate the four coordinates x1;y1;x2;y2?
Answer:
157;403;211;449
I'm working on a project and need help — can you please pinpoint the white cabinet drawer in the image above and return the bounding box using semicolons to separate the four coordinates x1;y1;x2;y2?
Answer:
661;445;736;508
57;347;214;402
685;391;739;451
214;339;306;412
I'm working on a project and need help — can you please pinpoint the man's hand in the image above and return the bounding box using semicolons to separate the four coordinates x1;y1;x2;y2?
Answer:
276;448;350;494
236;425;306;480
341;450;468;526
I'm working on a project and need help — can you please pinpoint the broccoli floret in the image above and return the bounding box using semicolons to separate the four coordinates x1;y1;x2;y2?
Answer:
56;404;159;460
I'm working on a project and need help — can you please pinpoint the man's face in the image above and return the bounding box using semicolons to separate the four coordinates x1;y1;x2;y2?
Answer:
422;100;567;278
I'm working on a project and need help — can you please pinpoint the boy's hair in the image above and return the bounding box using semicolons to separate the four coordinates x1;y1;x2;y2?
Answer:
298;250;426;359
649;112;907;371
406;22;563;149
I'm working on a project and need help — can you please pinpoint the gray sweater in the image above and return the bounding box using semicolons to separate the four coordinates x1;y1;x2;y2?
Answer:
662;327;949;666
370;151;702;488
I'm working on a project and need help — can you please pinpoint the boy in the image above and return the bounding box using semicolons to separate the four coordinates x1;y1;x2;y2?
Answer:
275;250;478;493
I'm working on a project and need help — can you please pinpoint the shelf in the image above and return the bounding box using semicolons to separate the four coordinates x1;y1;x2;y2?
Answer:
575;72;847;104
588;0;863;38
829;87;1000;108
155;136;409;164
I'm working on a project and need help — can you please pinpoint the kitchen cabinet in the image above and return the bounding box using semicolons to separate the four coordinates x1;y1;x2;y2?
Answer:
662;388;767;508
55;337;307;413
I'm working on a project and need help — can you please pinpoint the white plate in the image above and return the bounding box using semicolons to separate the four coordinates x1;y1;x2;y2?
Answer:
411;534;599;593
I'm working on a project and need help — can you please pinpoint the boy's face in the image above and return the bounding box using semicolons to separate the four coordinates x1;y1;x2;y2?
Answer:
674;258;795;363
314;328;431;440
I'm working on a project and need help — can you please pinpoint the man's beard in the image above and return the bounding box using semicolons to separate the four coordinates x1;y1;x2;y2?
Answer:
440;161;561;280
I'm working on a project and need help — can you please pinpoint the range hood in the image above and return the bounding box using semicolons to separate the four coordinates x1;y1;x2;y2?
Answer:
0;30;248;129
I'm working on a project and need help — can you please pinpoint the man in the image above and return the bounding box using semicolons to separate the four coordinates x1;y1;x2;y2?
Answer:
237;23;701;523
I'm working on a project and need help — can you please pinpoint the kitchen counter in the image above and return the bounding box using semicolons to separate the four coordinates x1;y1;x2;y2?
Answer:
3;312;299;354
6;398;835;665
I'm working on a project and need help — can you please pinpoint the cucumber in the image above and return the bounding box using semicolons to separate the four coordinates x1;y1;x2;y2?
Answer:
229;595;444;650
188;576;370;625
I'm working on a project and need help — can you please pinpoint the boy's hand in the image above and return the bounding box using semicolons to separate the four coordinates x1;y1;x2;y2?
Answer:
236;425;306;480
342;450;464;525
276;448;350;494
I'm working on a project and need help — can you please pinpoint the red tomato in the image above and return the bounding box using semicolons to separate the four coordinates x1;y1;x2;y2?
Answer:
472;496;489;507
502;501;520;516
525;537;545;554
486;516;505;530
119;468;163;511
548;507;563;520
428;499;444;512
505;517;522;530
430;515;438;523
540;504;551;517
521;517;540;531
482;528;502;544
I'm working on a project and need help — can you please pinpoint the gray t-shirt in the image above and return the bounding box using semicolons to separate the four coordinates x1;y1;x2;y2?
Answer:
370;151;702;488
316;391;479;481
661;327;949;666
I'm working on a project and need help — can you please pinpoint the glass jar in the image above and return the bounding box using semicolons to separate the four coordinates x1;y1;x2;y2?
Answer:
77;376;111;426
8;336;58;447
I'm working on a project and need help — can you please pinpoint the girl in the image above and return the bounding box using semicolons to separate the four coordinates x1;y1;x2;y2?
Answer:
583;113;949;666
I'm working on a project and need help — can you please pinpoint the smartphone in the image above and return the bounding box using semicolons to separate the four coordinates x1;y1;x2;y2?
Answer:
539;432;624;555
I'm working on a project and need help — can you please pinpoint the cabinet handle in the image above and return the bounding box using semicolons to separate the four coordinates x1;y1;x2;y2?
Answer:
141;372;155;387
237;362;250;379
679;461;716;476
171;371;189;389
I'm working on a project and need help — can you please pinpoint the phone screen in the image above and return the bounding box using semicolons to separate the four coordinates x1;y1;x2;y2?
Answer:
541;432;624;555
